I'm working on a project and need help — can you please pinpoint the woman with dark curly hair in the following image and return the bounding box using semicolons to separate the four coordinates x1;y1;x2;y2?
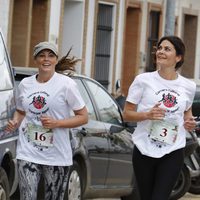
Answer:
123;36;196;200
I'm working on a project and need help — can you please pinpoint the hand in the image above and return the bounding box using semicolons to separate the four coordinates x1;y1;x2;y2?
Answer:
184;117;196;131
40;115;57;129
147;103;166;120
5;119;18;132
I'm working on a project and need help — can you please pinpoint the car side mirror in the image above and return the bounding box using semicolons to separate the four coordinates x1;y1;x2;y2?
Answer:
124;121;136;133
110;125;125;134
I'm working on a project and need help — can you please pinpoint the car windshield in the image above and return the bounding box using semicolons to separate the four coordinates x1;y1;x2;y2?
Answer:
0;34;13;91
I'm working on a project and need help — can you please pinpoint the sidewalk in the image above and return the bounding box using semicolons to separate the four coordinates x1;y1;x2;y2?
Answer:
90;193;200;200
180;193;200;199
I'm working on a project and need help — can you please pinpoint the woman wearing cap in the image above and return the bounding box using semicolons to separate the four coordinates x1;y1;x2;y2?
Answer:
6;41;88;200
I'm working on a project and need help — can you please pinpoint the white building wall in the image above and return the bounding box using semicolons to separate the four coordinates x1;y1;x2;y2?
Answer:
61;0;84;73
49;0;62;45
139;1;148;74
115;0;126;82
175;0;200;84
0;0;11;43
84;0;96;77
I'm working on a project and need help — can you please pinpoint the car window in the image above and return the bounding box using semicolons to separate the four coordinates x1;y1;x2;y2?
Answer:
192;89;200;117
85;79;122;125
0;35;13;90
73;78;97;120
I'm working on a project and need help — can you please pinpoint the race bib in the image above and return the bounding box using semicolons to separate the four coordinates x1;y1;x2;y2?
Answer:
150;120;178;145
27;123;54;147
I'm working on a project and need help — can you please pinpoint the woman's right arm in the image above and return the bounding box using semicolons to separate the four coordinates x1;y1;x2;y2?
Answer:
123;102;166;122
6;109;25;132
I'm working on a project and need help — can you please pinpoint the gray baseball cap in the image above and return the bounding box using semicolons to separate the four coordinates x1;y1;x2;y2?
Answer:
33;41;58;57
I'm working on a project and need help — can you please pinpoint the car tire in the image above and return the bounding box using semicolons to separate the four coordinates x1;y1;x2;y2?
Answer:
121;186;140;200
0;167;10;200
169;164;191;200
64;161;83;200
188;148;200;194
121;192;140;200
188;175;200;194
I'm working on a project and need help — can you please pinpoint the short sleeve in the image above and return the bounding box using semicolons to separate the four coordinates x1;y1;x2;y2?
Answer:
15;82;25;111
185;81;196;111
126;75;144;104
66;80;85;111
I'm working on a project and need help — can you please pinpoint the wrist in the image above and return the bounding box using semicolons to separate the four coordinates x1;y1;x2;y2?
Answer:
144;112;150;120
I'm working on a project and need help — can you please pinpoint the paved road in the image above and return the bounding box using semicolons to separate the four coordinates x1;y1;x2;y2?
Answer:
90;193;200;200
11;192;200;200
180;193;200;199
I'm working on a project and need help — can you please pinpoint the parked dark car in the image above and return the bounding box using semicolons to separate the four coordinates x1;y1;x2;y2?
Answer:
192;86;200;117
0;30;19;199
13;67;138;200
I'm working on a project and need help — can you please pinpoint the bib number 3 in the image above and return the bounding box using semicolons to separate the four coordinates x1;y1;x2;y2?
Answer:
150;121;178;145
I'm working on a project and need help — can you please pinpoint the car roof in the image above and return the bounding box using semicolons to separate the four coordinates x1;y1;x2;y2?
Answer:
13;66;38;76
12;66;102;86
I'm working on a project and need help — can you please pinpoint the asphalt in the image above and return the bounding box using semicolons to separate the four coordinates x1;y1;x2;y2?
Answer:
89;193;200;200
11;192;200;200
180;193;200;199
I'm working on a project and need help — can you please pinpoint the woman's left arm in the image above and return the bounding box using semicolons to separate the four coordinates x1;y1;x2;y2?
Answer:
184;108;196;131
40;106;88;129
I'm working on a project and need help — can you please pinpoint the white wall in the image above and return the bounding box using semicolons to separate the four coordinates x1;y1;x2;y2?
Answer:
175;0;200;84
61;0;84;73
0;0;11;43
49;0;62;45
84;0;96;77
115;0;126;83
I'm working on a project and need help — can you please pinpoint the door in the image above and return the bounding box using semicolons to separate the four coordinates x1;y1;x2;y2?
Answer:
73;78;109;186
84;78;134;187
0;32;17;139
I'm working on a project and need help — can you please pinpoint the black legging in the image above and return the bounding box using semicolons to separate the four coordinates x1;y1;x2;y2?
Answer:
132;146;184;200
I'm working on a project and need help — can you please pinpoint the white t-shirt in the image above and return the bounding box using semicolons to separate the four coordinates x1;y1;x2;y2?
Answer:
126;71;196;158
16;72;85;166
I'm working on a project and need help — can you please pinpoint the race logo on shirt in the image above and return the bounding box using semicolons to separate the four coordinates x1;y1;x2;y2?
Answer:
27;91;49;115
156;89;180;114
29;95;46;109
159;93;177;108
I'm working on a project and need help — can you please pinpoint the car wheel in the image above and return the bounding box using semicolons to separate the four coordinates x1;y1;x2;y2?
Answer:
169;164;191;200
121;192;140;200
121;188;140;200
188;148;200;194
65;161;83;200
188;175;200;194
0;167;10;200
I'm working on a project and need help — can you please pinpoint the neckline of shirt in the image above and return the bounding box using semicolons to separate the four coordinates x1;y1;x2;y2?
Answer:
34;72;57;85
155;70;180;83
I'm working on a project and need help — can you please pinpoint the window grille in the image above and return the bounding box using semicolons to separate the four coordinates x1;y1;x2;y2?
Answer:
94;4;113;89
146;11;160;72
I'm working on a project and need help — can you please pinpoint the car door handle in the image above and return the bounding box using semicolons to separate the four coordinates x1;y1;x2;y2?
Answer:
79;127;87;136
109;134;115;140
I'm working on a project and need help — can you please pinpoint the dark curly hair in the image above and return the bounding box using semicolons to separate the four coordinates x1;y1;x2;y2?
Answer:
153;35;185;70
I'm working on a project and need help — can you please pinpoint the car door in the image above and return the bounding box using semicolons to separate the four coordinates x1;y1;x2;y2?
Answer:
83;78;134;187
72;77;110;186
0;32;17;139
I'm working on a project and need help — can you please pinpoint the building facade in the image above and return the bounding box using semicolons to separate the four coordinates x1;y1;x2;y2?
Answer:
0;0;200;95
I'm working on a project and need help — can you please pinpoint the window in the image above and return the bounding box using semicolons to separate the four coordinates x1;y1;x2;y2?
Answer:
94;4;113;89
146;11;160;72
73;78;97;120
85;79;122;125
0;34;13;91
